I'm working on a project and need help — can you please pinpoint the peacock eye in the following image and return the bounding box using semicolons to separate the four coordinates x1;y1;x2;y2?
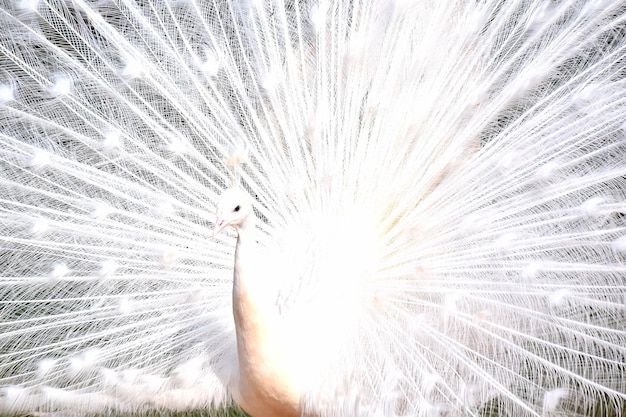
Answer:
234;205;240;212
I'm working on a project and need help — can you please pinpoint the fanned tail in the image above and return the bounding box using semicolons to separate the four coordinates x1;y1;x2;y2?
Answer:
0;1;625;416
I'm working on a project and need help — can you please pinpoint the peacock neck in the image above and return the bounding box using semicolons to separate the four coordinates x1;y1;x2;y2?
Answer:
232;215;269;371
231;216;301;417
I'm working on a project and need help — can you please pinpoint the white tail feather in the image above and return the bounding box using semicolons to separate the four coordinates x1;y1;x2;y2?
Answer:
1;0;625;416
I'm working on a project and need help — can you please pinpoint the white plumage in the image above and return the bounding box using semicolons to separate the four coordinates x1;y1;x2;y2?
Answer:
1;0;626;416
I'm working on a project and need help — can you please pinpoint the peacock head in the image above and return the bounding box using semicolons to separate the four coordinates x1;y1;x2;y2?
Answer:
213;187;254;237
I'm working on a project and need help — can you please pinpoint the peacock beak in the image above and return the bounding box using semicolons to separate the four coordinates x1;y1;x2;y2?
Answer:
212;217;227;238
